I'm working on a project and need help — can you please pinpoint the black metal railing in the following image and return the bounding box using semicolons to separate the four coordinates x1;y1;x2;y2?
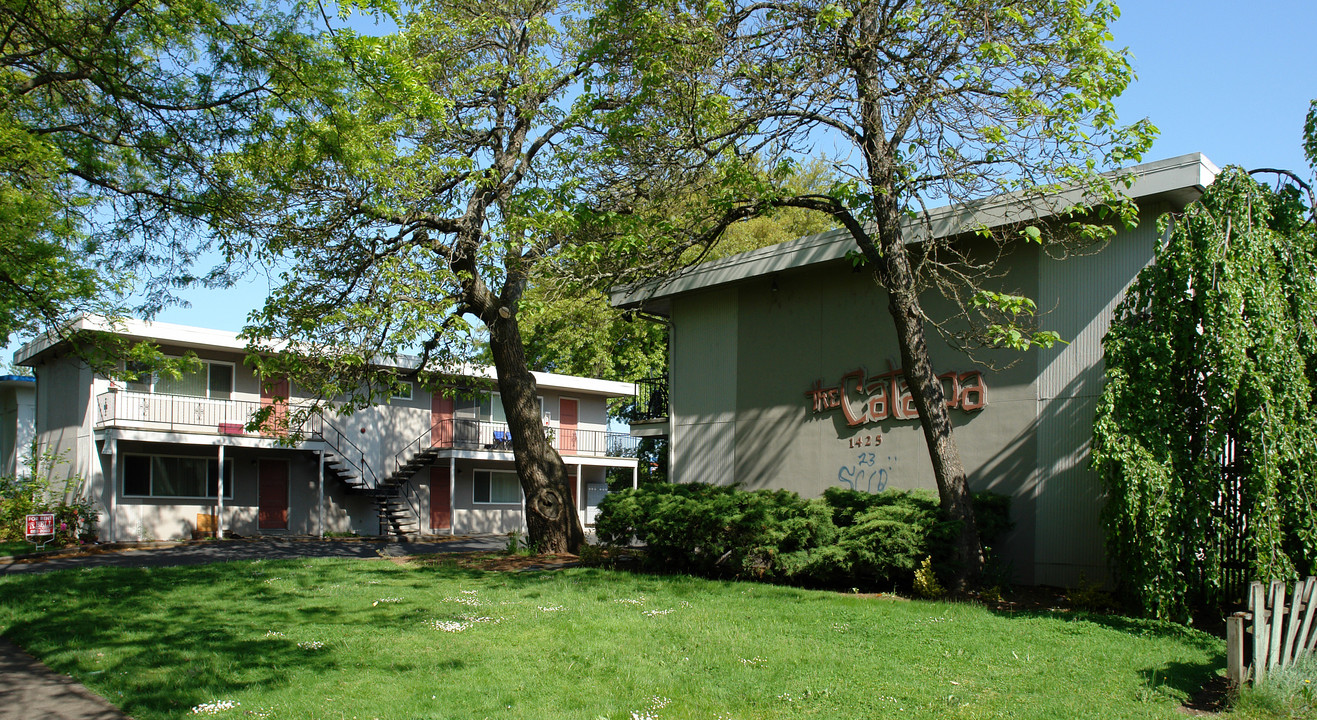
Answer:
319;417;379;489
632;377;669;422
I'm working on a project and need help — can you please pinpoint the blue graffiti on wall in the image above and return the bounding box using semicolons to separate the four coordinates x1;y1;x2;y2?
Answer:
836;453;895;493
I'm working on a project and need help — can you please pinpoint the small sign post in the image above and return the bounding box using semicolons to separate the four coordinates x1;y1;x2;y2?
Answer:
25;513;55;551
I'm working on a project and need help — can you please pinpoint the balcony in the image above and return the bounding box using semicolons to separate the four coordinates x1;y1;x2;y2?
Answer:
628;377;669;438
415;419;639;459
95;390;320;437
95;390;638;459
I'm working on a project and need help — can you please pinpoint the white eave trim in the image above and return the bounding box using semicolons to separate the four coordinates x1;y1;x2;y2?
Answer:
17;317;636;399
610;152;1220;308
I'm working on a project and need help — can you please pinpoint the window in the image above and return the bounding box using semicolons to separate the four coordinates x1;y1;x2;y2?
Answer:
478;393;543;424
391;381;413;401
473;470;520;504
124;360;234;400
123;454;234;498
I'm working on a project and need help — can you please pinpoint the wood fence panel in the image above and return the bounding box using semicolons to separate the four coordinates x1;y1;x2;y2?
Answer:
1230;577;1317;686
1268;581;1285;670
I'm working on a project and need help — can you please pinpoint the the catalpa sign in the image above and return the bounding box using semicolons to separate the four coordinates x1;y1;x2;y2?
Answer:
805;365;987;427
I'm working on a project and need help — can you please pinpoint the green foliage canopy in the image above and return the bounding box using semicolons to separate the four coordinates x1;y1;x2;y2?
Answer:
1094;168;1317;622
0;0;313;347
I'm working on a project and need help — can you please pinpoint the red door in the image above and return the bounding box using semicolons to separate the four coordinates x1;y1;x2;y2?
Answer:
432;392;454;447
559;398;578;455
260;377;290;437
430;466;451;530
258;460;289;529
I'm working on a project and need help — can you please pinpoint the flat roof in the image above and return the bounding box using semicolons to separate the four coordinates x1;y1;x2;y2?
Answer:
15;317;635;398
611;153;1220;312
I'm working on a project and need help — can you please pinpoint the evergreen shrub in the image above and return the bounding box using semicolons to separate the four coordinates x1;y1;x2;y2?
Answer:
595;483;1011;591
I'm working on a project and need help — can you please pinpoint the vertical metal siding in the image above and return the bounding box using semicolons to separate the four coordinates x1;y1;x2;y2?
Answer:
670;290;738;485
1032;217;1160;584
1037;218;1159;400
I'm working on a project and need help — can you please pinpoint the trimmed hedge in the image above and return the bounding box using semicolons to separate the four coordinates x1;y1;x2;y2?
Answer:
595;483;1011;591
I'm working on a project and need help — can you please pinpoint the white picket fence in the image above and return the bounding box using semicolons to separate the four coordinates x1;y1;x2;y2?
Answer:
1226;578;1317;685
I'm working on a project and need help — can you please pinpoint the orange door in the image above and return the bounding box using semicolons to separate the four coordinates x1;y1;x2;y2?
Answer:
430;466;451;530
560;398;578;455
260;377;289;437
258;460;289;529
432;392;454;447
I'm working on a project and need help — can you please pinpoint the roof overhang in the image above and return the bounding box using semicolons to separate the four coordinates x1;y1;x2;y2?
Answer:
610;153;1220;314
0;375;35;391
14;317;635;399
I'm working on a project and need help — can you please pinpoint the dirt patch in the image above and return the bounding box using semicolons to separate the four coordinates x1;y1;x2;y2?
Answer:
1179;673;1231;716
412;550;583;572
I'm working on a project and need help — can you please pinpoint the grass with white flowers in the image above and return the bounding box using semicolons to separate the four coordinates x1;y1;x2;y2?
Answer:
0;555;1225;719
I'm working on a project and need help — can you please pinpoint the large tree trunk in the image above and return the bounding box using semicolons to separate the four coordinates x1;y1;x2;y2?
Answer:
848;43;984;587
878;251;984;589
861;194;984;590
484;306;586;554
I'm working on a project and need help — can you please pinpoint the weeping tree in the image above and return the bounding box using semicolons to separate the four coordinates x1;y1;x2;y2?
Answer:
1093;167;1317;622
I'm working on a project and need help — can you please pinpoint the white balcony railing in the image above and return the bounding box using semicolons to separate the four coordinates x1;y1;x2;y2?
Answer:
94;389;317;436
94;390;639;459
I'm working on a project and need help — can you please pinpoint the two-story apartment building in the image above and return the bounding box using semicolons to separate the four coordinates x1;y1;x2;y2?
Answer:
16;317;639;543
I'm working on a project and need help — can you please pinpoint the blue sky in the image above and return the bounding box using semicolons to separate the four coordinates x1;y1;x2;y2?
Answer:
7;1;1317;362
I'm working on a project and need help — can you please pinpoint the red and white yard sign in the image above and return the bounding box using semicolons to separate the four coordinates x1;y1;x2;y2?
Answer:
25;513;54;538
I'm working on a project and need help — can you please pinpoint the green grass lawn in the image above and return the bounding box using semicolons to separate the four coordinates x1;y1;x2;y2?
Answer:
0;539;37;556
0;556;1225;719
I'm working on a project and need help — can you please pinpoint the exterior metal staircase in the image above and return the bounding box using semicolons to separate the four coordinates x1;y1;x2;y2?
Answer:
317;420;424;538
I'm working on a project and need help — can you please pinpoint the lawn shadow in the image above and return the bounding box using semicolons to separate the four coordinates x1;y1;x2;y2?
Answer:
1138;659;1225;705
984;605;1227;707
0;562;348;717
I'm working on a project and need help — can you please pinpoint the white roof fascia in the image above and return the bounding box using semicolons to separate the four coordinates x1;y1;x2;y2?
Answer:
15;316;253;365
449;363;636;398
610;153;1219;308
16;316;634;398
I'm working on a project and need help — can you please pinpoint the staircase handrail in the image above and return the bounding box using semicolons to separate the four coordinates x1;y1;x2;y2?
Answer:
394;476;424;535
392;421;434;479
318;416;379;490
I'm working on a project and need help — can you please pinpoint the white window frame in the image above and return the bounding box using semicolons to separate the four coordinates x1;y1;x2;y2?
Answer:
472;468;522;505
479;392;543;424
124;358;236;400
122;453;235;499
390;380;414;401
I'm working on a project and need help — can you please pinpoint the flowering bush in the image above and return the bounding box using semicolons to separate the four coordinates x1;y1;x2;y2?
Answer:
0;466;99;547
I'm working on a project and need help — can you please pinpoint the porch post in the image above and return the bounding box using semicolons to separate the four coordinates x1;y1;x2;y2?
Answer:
575;464;583;525
632;463;637;490
103;436;117;542
217;444;225;539
318;449;325;538
449;456;456;536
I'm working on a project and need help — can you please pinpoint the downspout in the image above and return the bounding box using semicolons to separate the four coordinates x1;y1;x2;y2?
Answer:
449;455;456;536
